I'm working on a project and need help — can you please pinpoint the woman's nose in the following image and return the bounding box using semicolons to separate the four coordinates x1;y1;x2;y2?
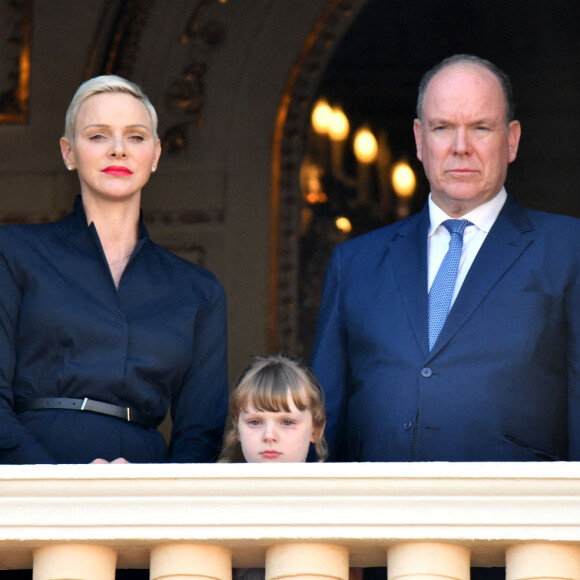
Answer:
109;137;127;158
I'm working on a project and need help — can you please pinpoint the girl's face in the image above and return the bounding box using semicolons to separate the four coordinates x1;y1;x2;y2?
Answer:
60;92;161;205
237;396;315;463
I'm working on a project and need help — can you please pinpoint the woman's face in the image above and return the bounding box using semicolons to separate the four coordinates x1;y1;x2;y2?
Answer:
60;92;161;204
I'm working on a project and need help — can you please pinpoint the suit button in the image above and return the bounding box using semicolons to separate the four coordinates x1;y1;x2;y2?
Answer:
421;367;432;377
403;420;413;430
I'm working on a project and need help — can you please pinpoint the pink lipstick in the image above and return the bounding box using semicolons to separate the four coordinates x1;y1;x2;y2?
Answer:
102;166;133;176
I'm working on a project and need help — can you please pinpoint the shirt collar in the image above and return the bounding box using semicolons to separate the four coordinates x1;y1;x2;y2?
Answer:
71;194;148;242
428;187;507;237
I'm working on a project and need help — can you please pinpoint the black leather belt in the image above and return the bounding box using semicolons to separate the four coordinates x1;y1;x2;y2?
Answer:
14;397;158;429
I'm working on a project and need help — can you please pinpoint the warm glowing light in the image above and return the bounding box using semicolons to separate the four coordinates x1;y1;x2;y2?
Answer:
311;99;333;134
335;216;352;233
328;107;350;142
353;128;378;164
306;191;328;204
391;162;416;198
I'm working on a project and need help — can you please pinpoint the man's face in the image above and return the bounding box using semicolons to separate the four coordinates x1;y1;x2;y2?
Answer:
413;63;521;217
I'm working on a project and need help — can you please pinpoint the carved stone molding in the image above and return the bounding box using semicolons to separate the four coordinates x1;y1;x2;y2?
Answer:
86;0;155;80
144;209;224;226
162;0;227;155
269;0;369;354
0;0;31;124
0;211;66;226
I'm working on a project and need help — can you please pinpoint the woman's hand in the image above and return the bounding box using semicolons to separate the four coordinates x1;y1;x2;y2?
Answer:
90;457;130;464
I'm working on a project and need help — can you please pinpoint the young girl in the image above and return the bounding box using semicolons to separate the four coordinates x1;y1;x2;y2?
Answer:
219;353;327;463
221;356;354;580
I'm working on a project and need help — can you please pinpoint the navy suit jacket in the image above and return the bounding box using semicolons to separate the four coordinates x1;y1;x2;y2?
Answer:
311;196;580;462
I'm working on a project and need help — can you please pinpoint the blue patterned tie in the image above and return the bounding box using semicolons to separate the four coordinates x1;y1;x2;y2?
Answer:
428;219;472;351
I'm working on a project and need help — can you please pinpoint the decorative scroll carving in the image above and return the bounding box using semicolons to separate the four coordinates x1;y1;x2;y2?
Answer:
162;0;226;154
270;0;369;354
85;0;226;152
0;0;31;124
86;0;154;80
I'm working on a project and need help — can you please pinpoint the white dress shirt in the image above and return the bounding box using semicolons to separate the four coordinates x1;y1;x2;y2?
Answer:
427;188;507;306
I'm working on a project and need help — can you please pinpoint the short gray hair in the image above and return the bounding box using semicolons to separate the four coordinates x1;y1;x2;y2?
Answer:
416;54;515;125
63;75;158;142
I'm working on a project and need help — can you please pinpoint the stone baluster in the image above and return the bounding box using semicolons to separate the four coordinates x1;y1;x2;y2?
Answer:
267;543;349;580
150;543;232;580
33;543;117;580
507;543;580;580
388;543;470;580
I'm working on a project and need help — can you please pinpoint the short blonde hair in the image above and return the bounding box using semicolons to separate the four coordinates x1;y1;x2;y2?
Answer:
219;353;327;462
63;75;158;142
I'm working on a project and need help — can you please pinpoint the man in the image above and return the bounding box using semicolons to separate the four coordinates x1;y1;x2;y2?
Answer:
311;54;580;463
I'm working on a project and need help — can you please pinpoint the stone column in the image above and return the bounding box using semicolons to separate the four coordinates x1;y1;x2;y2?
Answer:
150;543;232;580
266;543;349;580
33;543;117;580
506;543;580;580
388;542;470;580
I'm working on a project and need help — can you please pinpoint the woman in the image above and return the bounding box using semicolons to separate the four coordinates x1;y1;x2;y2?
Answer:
0;75;228;464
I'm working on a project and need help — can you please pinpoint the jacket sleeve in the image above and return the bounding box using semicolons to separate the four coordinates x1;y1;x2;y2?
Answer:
567;264;580;460
310;246;350;462
0;244;57;464
167;279;228;463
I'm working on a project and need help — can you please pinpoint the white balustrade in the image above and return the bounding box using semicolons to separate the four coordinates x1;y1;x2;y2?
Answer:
0;463;579;578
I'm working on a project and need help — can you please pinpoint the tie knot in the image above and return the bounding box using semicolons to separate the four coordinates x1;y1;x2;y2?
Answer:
443;219;472;236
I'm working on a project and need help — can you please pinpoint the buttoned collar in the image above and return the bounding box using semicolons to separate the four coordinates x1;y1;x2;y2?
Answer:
428;187;507;237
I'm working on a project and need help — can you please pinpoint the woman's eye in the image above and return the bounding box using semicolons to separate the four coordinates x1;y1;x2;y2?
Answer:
130;135;145;142
89;134;104;141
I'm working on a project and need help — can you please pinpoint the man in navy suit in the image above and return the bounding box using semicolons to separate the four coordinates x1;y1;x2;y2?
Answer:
311;54;580;463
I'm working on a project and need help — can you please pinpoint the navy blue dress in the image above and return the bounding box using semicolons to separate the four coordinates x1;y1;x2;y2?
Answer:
0;196;228;464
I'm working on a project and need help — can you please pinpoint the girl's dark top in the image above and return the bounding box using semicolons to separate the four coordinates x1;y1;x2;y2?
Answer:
0;196;228;464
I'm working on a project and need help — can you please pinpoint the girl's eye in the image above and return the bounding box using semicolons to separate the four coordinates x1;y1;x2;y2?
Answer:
248;419;261;426
282;420;295;426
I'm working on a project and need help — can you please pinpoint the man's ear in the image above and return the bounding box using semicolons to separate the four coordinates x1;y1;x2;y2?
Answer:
507;120;521;163
413;119;424;162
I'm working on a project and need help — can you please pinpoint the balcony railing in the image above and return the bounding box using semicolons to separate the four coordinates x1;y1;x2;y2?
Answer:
1;462;580;580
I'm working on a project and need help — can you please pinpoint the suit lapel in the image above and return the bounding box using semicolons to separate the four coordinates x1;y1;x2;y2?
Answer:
429;197;535;358
389;206;430;357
